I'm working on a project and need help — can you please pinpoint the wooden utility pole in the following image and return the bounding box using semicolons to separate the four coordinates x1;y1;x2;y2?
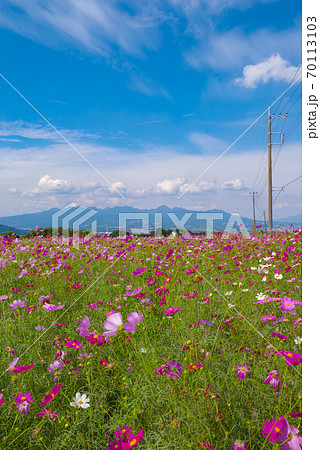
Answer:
263;210;267;233
267;106;287;231
268;105;272;231
249;192;258;231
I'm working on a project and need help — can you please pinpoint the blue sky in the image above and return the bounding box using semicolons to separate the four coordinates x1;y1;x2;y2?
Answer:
0;0;302;219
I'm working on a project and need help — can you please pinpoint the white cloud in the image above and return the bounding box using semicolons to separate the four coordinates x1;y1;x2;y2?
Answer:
34;175;72;193
156;177;185;195
220;178;246;191
109;181;127;194
135;187;153;197
188;132;226;153
235;54;301;88
0;0;159;57
179;180;216;194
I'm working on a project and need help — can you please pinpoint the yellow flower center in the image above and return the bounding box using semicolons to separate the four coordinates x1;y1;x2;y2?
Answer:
287;353;293;357
129;439;137;446
94;334;98;339
272;373;276;378
21;396;26;401
275;427;280;432
78;400;83;405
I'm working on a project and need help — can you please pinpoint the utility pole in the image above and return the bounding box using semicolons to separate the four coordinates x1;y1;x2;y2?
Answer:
249;191;258;231
267;106;287;231
263;210;267;233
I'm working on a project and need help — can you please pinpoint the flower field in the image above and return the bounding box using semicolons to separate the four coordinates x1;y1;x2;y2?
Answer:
0;230;302;449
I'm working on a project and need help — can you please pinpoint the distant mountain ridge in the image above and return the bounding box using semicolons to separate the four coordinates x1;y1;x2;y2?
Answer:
0;205;302;233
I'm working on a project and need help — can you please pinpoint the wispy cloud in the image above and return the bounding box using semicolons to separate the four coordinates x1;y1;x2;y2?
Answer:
0;0;159;57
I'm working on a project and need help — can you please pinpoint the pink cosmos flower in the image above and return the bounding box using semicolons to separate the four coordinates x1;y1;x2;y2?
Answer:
121;429;144;449
132;267;146;276
103;313;123;337
66;340;82;349
281;297;295;311
235;363;249;379
39;384;61;406
261;315;276;321
272;332;287;342
12;363;35;374
13;391;34;414
85;332;107;346
10;300;26;310
0;393;4;405
76;316;91;337
43;303;65;311
114;426;133;438
233;440;247;449
166;360;182;379
281;425;302;450
264;370;281;391
165;307;180;316
38;408;58;420
7;357;19;371
123;311;143;333
48;360;64;374
262;415;289;443
277;349;302;366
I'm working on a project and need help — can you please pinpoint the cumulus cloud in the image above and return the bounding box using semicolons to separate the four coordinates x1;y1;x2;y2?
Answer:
34;175;73;193
220;178;246;191
235;54;301;88
179;180;216;194
156;177;185;195
109;181;127;194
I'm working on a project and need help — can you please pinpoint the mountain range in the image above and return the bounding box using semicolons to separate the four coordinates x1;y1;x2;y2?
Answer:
0;206;302;234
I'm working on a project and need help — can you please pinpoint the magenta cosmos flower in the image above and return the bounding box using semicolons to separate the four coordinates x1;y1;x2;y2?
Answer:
235;363;249;379
12;362;35;374
233;440;247;449
122;429;144;449
103;313;123;337
165;307;180;316
166;360;182;379
38;408;58;420
12;391;34;414
277;349;302;366
0;393;4;405
123;311;143;333
132;267;146;276
38;384;61;406
262;415;289;443
264;370;281;391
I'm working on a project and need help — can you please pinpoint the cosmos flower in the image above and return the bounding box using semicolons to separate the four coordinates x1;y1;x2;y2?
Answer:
39;384;61;406
10;300;26;310
13;391;34;414
66;340;82;349
103;313;123;337
70;393;90;409
121;429;144;449
264;370;281;391
294;337;302;345
235;363;249;379
12;363;35;374
262;415;289;443
123;311;143;333
38;408;58;420
166;360;182;379
277;350;302;366
165;307;180;316
76;316;91;336
0;393;4;406
132;267;146;276
48;360;64;374
280;297;295;311
232;440;247;449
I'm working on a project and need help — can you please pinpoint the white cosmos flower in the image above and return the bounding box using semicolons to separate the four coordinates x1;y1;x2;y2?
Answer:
274;274;283;280
294;337;302;345
256;292;266;300
225;291;233;296
261;275;267;282
70;393;90;409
